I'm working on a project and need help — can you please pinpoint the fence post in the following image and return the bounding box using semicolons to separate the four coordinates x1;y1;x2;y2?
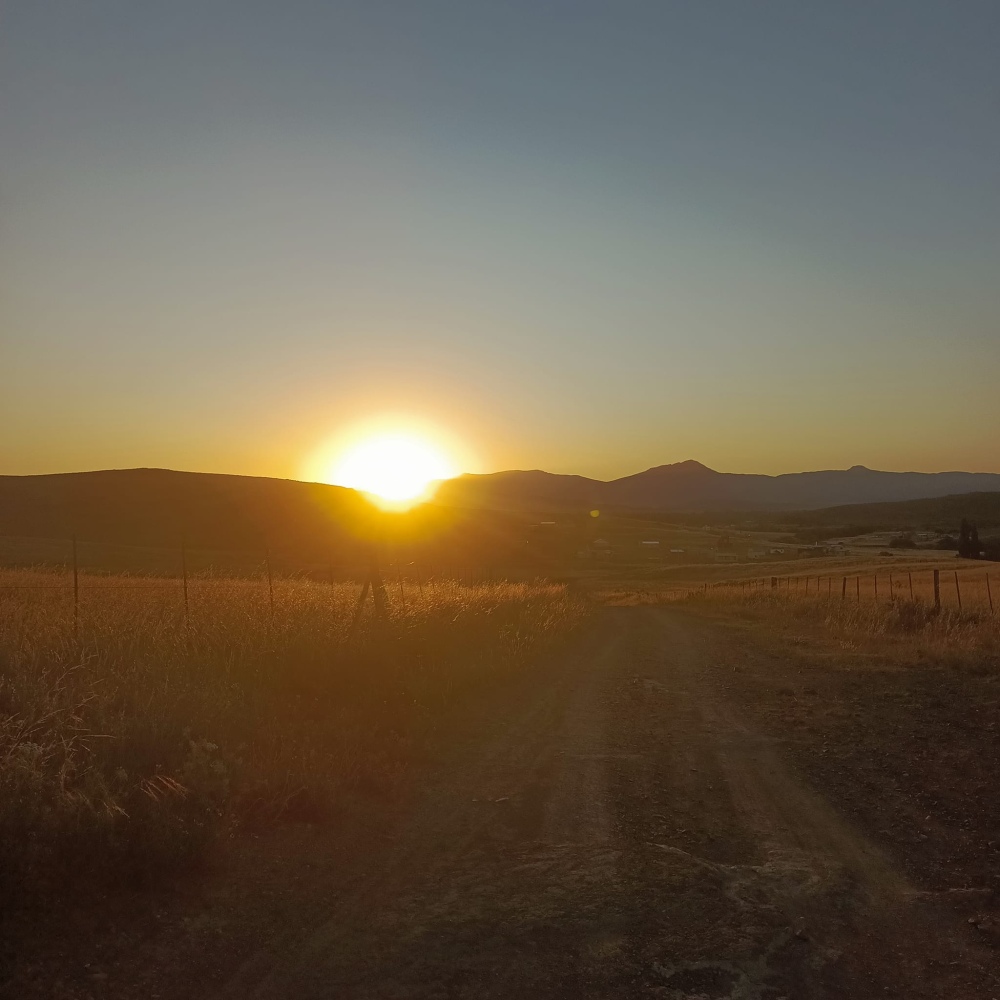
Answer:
987;573;994;614
856;576;860;603
771;576;777;589
181;536;189;629
933;569;940;610
396;553;406;610
72;535;79;639
908;571;914;601
954;571;962;611
874;573;878;603
888;572;894;601
841;576;847;600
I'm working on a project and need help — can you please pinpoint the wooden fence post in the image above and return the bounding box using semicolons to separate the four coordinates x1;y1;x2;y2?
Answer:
874;574;878;603
72;535;79;639
396;554;406;610
181;537;189;630
954;571;962;611
856;576;860;603
346;578;372;642
908;571;914;601
841;576;847;600
987;573;994;614
888;572;894;601
933;569;940;610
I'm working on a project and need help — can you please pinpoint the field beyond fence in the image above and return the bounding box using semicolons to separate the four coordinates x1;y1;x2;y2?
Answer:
702;565;996;613
0;566;585;910
599;559;1000;664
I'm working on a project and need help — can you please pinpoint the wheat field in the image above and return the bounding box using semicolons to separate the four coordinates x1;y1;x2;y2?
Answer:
0;568;585;901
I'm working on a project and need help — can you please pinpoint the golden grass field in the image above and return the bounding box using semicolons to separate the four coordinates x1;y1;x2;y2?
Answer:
596;553;1000;670
598;552;998;607
0;568;586;904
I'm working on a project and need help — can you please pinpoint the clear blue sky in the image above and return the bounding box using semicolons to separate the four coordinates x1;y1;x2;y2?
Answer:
3;1;998;480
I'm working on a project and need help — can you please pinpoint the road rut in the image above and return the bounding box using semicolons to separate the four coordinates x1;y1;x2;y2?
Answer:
219;607;1000;999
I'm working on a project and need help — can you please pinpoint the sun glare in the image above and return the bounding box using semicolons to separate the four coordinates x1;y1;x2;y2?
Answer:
323;429;459;508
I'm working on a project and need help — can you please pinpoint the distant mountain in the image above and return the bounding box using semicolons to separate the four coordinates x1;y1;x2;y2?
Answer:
0;468;528;568
434;461;1000;512
3;465;999;564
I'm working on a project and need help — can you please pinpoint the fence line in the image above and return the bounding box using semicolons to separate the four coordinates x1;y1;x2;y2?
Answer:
0;534;515;634
690;565;997;615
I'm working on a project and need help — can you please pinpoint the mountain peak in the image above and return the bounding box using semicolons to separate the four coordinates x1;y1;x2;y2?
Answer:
642;460;716;476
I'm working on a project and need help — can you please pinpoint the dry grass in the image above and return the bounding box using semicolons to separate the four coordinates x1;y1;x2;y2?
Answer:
681;577;1000;668
594;556;1000;667
0;568;585;903
599;557;998;610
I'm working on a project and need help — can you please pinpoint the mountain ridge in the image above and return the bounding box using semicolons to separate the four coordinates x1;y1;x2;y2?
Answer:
433;460;1000;512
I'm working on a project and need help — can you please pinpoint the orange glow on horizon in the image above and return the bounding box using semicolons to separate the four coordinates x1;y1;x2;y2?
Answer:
303;418;473;510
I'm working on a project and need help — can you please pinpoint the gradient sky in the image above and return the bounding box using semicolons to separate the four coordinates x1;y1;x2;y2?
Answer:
3;1;998;482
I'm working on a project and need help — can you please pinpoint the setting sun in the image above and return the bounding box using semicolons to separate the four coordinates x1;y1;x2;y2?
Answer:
315;427;461;508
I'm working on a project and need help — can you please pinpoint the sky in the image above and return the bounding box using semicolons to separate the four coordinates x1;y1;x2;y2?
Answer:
2;0;998;482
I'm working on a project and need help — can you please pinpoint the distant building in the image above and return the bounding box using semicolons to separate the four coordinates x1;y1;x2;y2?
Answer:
715;552;739;563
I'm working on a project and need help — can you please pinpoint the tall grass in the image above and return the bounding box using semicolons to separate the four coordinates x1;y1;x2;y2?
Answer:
684;584;1000;664
0;569;585;902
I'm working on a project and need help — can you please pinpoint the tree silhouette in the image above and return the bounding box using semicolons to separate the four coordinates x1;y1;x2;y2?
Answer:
958;518;982;559
958;518;971;557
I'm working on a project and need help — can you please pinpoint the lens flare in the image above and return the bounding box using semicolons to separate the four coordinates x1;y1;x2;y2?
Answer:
306;421;468;510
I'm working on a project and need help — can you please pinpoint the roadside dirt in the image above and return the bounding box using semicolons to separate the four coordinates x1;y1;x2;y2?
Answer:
9;607;1000;998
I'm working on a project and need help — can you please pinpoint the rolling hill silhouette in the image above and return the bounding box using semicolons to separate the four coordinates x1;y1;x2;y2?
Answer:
1;464;999;557
434;461;1000;512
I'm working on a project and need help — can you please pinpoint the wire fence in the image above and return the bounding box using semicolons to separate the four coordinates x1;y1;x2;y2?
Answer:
694;566;996;614
0;533;516;647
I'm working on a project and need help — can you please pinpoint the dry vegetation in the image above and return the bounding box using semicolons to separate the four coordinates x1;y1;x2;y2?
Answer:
596;555;1000;669
0;568;586;908
682;571;1000;671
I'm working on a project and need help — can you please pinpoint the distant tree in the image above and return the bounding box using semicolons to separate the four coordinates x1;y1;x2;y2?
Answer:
889;532;917;549
958;518;971;557
958;518;983;559
937;535;957;551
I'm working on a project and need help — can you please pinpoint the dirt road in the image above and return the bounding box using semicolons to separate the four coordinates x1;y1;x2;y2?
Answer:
205;608;1000;999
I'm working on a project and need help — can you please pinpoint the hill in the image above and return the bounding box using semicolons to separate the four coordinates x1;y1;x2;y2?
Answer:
2;468;999;574
434;461;1000;512
0;468;527;571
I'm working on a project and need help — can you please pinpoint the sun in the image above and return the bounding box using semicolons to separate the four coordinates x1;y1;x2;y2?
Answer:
324;429;459;508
